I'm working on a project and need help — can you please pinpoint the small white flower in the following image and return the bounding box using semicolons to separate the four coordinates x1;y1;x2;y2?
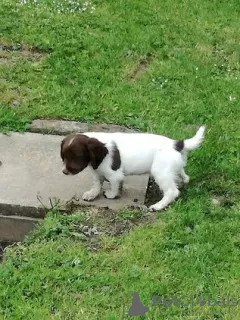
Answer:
229;95;236;102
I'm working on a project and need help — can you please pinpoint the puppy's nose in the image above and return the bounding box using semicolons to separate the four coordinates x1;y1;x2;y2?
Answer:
62;168;69;175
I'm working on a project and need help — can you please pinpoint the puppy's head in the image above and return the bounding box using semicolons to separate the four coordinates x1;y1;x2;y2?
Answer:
60;134;108;175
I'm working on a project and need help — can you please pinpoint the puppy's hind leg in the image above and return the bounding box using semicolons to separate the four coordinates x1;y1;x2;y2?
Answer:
149;176;180;211
149;152;180;211
179;168;190;184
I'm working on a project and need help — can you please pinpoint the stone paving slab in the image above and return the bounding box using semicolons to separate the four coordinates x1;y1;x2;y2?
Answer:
0;132;149;214
0;215;41;242
29;119;137;135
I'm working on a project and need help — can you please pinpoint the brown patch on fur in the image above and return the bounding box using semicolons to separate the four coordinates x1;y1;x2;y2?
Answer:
87;138;108;169
61;134;90;174
111;143;121;171
0;43;49;63
61;134;108;173
174;140;184;152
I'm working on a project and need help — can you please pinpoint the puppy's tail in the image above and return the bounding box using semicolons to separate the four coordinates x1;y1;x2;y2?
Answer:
174;126;206;152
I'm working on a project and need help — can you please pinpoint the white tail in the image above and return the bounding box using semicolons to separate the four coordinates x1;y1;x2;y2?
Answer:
184;126;206;151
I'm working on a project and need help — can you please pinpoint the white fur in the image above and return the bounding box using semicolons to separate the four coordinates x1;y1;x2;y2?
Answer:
80;126;206;211
67;136;75;147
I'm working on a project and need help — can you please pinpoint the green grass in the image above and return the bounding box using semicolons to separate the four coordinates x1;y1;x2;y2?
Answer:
1;207;240;319
0;0;240;319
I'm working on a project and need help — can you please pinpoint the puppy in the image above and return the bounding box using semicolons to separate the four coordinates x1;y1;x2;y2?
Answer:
60;126;205;211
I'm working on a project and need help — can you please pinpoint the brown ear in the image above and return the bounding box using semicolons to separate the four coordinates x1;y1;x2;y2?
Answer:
87;138;108;169
60;138;66;160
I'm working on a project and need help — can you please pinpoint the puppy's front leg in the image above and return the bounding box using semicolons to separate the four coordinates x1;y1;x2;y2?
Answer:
104;171;123;199
82;172;103;201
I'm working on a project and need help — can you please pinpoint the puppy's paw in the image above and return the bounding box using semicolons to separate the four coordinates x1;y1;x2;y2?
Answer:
183;175;190;184
104;190;118;199
149;204;166;212
82;190;98;201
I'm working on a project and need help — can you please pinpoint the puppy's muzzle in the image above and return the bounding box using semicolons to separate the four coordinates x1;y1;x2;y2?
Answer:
62;168;69;175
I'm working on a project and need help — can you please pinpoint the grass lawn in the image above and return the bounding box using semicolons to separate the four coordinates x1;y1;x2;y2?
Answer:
0;0;240;319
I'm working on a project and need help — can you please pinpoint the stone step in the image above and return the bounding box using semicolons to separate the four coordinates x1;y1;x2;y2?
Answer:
0;132;149;215
0;215;40;242
29;119;137;135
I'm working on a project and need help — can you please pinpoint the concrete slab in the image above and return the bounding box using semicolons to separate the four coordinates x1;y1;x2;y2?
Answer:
0;132;149;213
0;203;45;219
29;119;137;135
0;215;41;242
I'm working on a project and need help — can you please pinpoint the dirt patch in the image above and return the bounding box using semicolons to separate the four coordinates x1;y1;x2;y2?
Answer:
144;177;163;207
67;204;157;236
0;82;21;107
0;241;14;263
64;204;158;251
211;195;236;208
0;58;9;65
0;42;49;107
128;52;153;81
0;43;49;64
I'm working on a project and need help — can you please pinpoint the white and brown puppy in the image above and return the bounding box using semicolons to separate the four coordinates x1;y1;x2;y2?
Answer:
60;126;205;211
